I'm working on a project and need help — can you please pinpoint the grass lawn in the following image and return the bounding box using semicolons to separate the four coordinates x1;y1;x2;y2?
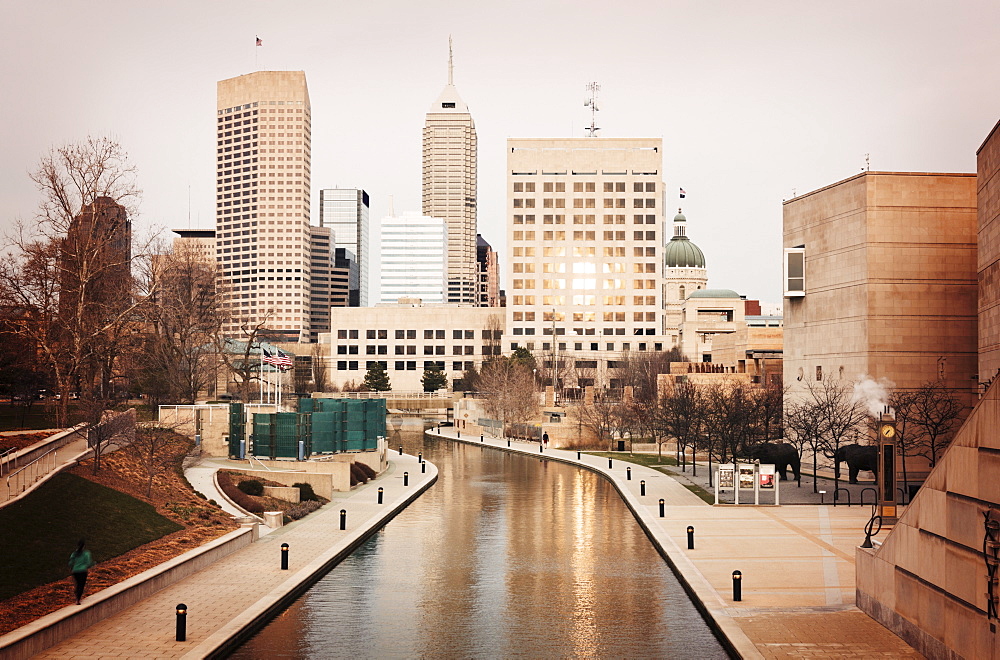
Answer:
0;472;182;601
584;451;678;468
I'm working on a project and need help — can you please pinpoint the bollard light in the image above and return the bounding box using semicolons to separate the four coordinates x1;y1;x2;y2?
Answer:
732;570;742;601
398;445;403;455
280;543;289;570
577;451;581;460
687;526;695;550
340;509;347;530
418;452;423;463
659;498;665;517
609;458;613;469
422;461;426;473
507;439;511;447
377;487;384;504
481;434;484;442
540;444;543;453
626;466;632;481
640;480;646;496
176;603;188;642
404;472;409;486
458;431;461;438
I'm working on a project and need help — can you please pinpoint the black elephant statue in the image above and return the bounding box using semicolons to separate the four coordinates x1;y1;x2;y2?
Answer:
745;442;801;482
834;444;878;484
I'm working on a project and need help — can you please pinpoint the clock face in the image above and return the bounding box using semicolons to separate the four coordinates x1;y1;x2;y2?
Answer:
880;424;896;438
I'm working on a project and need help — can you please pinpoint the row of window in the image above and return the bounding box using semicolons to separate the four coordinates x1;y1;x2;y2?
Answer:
510;341;664;352
513;198;657;209
335;329;497;340
512;182;657;193
511;326;658;336
513;214;658;225
335;345;485;356
510;278;658;290
510;295;658;306
333;361;476;372
511;246;651;258
512;231;658;241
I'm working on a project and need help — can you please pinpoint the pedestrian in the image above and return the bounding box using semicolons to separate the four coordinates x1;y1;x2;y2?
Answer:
69;539;95;605
542;432;549;447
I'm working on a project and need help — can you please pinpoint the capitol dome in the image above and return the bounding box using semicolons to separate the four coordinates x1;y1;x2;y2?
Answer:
663;209;706;268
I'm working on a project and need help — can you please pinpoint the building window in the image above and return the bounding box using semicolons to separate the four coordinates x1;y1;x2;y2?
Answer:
816;366;823;381
784;247;806;297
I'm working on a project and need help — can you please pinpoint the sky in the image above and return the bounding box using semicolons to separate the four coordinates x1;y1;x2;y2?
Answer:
3;0;1000;306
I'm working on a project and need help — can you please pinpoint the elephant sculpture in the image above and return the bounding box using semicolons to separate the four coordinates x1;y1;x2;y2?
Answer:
834;444;879;484
744;442;801;482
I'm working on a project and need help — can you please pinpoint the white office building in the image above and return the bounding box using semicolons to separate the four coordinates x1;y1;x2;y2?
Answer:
319;188;369;306
379;212;447;304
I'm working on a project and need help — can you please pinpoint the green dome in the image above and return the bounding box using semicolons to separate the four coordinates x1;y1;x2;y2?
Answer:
663;236;706;268
688;288;740;299
673;211;687;222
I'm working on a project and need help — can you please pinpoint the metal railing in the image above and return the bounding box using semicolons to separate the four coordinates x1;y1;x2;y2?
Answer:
5;448;58;501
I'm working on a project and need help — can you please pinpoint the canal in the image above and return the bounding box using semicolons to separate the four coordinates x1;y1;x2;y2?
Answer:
231;419;729;658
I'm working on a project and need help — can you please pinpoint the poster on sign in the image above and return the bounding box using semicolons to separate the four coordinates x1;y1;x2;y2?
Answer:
738;465;756;490
719;467;734;489
759;464;775;489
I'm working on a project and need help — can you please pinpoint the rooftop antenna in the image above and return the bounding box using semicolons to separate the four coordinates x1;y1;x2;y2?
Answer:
448;36;454;85
583;82;600;137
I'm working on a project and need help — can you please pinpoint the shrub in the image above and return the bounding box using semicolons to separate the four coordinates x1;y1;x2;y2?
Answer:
217;472;263;514
355;462;377;480
285;500;322;520
293;482;318;502
237;479;264;496
349;463;369;485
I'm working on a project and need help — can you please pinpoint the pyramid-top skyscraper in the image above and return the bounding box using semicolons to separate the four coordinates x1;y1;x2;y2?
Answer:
422;38;478;305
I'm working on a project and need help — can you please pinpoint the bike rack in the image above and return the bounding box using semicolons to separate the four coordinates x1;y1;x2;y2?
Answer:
897;487;908;505
860;487;877;506
833;487;851;507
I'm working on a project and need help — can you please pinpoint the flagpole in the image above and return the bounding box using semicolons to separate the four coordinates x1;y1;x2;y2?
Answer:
258;342;264;404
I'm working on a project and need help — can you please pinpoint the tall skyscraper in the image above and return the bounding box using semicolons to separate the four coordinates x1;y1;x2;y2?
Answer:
61;196;132;317
422;39;477;305
319;188;369;306
379;212;447;304
476;234;500;307
216;71;312;343
506;138;666;385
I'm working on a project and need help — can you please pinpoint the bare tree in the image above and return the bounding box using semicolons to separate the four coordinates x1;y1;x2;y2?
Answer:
576;388;621;451
654;380;705;473
128;425;189;496
801;379;868;497
478;356;538;438
887;388;919;499
311;344;329;393
217;314;273;402
785;395;825;493
612;349;680;402
908;381;966;467
0;137;148;428
143;242;222;405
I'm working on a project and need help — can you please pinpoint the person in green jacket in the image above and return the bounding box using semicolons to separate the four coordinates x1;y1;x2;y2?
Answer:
68;539;95;605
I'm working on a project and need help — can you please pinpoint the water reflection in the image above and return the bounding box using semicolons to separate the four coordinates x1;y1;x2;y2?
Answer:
232;419;728;659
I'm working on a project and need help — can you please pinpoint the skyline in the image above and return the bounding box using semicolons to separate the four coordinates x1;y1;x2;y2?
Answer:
3;1;1000;304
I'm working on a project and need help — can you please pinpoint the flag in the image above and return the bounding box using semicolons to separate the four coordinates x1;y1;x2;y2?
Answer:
256;37;262;47
679;188;686;198
262;348;292;370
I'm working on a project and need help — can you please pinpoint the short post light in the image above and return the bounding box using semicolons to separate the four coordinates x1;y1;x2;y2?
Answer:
398;445;403;456
403;471;409;486
659;498;665;517
687;526;695;550
626;466;632;481
732;570;742;601
422;461;426;473
280;543;289;570
418;452;423;463
175;603;188;642
377;487;384;504
339;509;347;530
640;480;646;496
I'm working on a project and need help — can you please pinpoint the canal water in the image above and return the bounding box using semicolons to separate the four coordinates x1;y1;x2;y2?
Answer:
231;419;729;659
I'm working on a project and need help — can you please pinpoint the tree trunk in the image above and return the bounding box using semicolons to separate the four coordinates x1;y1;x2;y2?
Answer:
813;451;818;494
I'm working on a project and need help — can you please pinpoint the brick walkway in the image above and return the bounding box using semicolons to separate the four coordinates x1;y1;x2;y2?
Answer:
436;430;923;660
28;451;435;659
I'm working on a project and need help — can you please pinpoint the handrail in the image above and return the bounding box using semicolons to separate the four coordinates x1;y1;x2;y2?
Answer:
0;447;16;476
248;455;272;471
5;448;58;500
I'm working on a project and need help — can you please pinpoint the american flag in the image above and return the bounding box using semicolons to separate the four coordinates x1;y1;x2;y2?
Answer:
256;37;263;47
262;348;292;370
679;188;686;198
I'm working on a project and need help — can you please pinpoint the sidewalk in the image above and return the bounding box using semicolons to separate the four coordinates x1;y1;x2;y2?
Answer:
0;431;90;508
8;451;436;659
434;429;921;660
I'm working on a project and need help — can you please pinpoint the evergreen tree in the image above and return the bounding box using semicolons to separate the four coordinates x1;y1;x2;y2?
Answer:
421;365;448;392
363;362;391;391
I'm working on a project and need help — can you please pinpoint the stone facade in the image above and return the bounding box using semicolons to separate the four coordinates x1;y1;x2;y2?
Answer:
783;172;978;399
856;379;1000;659
979;119;1000;384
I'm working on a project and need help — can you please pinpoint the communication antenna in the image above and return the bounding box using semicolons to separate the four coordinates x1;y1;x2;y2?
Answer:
583;82;600;137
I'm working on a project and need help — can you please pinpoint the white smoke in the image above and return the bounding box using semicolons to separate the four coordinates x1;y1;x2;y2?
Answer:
853;374;895;417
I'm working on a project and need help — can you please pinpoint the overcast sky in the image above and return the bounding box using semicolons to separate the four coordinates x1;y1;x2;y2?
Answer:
3;0;1000;305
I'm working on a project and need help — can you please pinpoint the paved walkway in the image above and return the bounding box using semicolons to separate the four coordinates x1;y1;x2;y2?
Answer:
0;431;89;507
434;429;922;659
25;450;436;659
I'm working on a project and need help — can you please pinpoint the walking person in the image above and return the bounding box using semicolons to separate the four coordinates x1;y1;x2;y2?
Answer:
542;432;549;448
69;539;95;605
